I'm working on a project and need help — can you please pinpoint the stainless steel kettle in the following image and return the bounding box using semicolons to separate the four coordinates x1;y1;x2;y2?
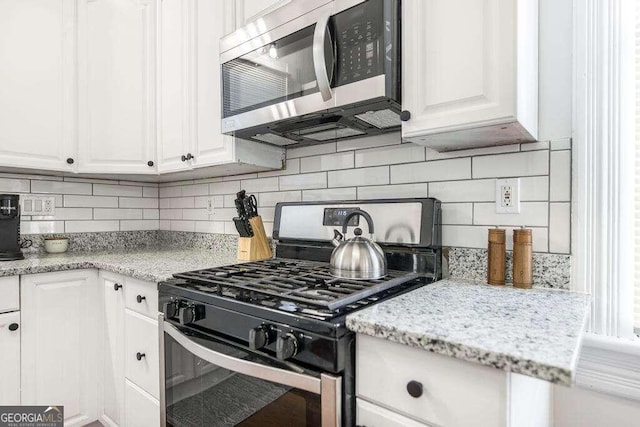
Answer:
330;209;387;280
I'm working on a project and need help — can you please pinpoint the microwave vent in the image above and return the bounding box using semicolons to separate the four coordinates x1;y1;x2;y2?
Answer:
302;127;366;141
355;109;401;129
253;133;298;146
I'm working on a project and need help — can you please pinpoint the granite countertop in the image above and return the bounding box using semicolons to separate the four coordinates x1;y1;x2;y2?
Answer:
0;249;239;283
346;278;591;386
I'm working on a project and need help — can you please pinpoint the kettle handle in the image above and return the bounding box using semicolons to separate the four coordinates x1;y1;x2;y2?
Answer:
342;210;375;234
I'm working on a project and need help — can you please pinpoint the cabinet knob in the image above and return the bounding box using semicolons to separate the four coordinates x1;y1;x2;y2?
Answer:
186;153;194;160
147;160;154;167
400;110;411;122
136;352;146;361
136;295;146;303
406;380;423;398
8;323;19;331
181;154;187;162
113;283;122;291
66;158;75;165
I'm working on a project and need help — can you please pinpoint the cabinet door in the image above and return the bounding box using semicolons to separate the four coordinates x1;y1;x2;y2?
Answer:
0;0;76;172
156;0;192;173
401;0;536;149
21;270;99;427
0;312;20;405
100;272;125;427
234;0;291;28
191;0;235;168
77;0;157;174
124;380;160;427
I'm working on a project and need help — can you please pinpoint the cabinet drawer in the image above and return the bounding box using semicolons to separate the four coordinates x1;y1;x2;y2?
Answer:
124;379;160;427
125;310;159;399
357;399;426;427
124;277;158;320
356;335;507;427
0;276;19;313
0;311;20;405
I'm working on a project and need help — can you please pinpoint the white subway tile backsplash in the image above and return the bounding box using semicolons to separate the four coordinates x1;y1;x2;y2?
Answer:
65;220;119;233
170;220;195;232
473;150;549;178
209;180;241;195
259;191;302;207
181;183;209;197
391;158;471;183
258;159;301;177
94;208;143;220
159;220;171;230
303;187;356;201
160;209;182;220
0;178;30;193
521;141;550;151
551;138;571;150
64;195;118;208
259;207;276;222
242;177;279;193
209;207;237;221
159;199;171;209
355;143;425;168
31;207;92;221
286;142;336;159
120;220;159;231
328;166;388;188
357;183;427;200
336;133;401;151
443;225;548;252
32;181;92;195
280;172;327;191
143;209;160;220
300;152;354;172
159;186;182;198
550;150;571;201
520;176;549;201
182;209;211;221
195;221;225;233
473;202;549;227
441;203;473;225
21;221;65;234
223;195;236;208
549;202;571;253
429;179;495;202
119;197;159;209
143;186;159;198
93;184;142;197
169;197;195;209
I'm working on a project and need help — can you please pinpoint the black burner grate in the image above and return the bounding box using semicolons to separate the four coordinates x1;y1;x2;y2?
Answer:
173;259;419;311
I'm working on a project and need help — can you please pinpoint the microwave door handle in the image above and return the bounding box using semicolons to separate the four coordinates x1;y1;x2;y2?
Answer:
313;13;333;102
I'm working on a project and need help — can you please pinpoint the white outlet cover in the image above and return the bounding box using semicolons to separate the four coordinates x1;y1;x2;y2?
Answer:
21;196;56;216
495;178;521;214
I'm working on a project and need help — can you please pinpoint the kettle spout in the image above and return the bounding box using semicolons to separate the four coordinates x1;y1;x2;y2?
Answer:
332;229;344;247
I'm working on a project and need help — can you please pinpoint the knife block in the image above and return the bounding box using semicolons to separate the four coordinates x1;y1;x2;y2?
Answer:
237;215;272;261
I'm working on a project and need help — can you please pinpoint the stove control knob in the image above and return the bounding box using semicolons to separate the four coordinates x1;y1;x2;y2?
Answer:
249;325;272;350
178;305;196;325
276;333;299;360
163;301;178;319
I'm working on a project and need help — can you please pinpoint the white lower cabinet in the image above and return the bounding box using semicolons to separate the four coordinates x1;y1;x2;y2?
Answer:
21;270;100;427
0;311;21;405
125;379;160;427
101;271;160;427
356;334;552;427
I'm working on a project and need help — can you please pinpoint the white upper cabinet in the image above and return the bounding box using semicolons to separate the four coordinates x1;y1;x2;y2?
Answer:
0;0;76;172
401;0;538;151
76;0;157;174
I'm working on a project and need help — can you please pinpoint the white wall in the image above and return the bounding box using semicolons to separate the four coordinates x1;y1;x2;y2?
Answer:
554;386;640;427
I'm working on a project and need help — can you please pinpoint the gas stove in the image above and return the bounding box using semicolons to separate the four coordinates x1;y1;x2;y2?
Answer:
158;198;441;427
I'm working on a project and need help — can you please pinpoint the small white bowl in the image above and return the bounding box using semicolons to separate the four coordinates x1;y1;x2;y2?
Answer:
44;237;69;254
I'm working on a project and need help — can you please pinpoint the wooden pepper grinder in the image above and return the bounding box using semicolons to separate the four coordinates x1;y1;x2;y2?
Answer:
513;228;533;289
487;228;506;285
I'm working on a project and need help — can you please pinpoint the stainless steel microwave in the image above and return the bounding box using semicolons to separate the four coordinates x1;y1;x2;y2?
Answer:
220;0;401;147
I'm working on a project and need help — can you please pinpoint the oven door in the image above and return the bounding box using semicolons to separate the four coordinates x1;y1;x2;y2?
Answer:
159;317;341;427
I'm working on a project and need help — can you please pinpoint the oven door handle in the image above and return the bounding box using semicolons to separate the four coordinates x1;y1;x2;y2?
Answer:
313;12;334;102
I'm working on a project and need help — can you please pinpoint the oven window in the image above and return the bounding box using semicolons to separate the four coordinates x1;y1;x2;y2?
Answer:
164;332;322;427
222;25;325;118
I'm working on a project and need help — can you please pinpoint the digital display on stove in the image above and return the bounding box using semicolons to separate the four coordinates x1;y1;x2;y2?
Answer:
323;208;360;226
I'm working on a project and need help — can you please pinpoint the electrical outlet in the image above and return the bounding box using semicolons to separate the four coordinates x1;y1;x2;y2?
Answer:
207;198;215;214
21;196;56;216
495;178;520;214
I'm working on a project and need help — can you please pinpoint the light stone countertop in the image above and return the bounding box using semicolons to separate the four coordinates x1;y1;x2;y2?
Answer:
0;249;239;283
346;278;591;386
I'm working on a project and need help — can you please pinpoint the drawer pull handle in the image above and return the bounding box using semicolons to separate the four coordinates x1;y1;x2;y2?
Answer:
8;323;19;331
113;283;122;291
136;295;146;303
136;352;146;361
407;380;423;398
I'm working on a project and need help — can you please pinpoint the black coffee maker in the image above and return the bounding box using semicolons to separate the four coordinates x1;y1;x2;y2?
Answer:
0;195;24;260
